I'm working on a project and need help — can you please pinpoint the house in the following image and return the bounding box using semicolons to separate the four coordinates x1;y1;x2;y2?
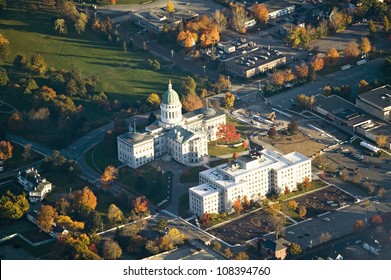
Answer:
260;238;291;259
17;168;52;202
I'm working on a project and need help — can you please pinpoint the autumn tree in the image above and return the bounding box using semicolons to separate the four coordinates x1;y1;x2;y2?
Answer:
223;92;235;108
235;252;249;260
358;80;371;94
200;212;211;226
181;76;196;96
0;140;13;161
199;25;220;47
233;152;239;160
383;16;390;33
177;30;198;48
216;75;231;91
311;56;325;72
294;63;309;79
369;19;376;38
329;8;349;32
252;4;268;25
56;215;85;231
360;37;371;57
242;141;249;149
296;94;315;110
283;69;295;82
132;196;149;216
299;206;307;218
288;200;298;211
217;124;241;144
288;243;302;255
303;177;311;189
0;32;10;59
107;204;124;225
224;247;234;258
376;135;388;148
0;67;9;86
102;239;122;260
213;9;228;32
210;240;222;251
182;92;203;112
354;219;366;231
73;187;97;211
0;191;29;220
344;41;360;61
166;0;175;13
22;143;32;161
268;127;277;138
370;215;383;225
287;118;299;134
377;187;386;198
243;195;250;209
272;71;285;86
100;165;118;185
325;47;339;65
229;4;247;32
36;205;58;232
27;53;47;75
233;197;243;215
8;112;24;132
54;19;67;34
147;92;161;108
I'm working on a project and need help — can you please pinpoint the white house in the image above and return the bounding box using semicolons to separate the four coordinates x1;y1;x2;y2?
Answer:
189;149;311;216
17;168;52;202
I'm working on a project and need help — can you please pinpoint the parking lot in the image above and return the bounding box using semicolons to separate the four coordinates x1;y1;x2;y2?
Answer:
289;185;356;220
207;209;288;246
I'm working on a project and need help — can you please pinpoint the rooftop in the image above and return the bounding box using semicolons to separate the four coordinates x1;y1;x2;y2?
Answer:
118;131;154;145
358;85;391;110
165;125;206;144
258;0;295;13
190;183;219;197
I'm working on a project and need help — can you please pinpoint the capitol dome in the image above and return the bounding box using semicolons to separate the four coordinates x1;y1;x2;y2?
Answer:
162;80;181;105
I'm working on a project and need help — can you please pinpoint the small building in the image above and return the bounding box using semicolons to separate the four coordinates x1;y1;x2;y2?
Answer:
356;85;391;122
262;0;295;19
260;238;291;260
17;168;52;202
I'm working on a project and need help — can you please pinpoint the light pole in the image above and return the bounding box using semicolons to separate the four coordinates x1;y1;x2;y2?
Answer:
203;65;207;80
171;49;174;60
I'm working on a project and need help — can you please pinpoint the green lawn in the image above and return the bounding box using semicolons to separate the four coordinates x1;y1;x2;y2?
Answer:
226;115;252;132
280;202;302;222
3;142;43;171
84;142;121;172
0;0;186;105
208;142;247;157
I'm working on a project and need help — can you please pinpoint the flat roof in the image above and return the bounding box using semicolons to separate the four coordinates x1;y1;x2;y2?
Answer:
190;184;219;197
261;0;295;13
224;49;286;70
358;85;391;110
118;132;154;145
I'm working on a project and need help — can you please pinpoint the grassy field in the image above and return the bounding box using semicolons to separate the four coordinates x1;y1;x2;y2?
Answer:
84;142;121;172
3;142;43;171
0;0;186;105
179;166;206;183
208;142;247;157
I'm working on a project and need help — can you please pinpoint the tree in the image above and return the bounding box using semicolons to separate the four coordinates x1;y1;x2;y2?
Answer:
101;165;118;185
358;80;371;94
243;195;250;209
217;124;241;144
0;32;10;59
268;127;277;138
102;239;122;260
22;144;32;161
360;37;371;56
75;13;88;34
233;152;239;160
8;112;24;132
376;135;388;148
0;67;9;86
383;16;390;33
222;92;235;108
341;168;349;181
210;240;221;251
216;75;231;91
377;187;386;198
272;71;285;86
56;215;85;231
288;200;298;211
36;205;58;232
28;53;47;75
229;4;247;32
289;243;302;255
224;247;233;258
344;41;360;61
54;19;67;34
287;118;299;134
157;218;167;230
311;57;325;72
325;47;339;65
369;19;376;38
252;4;268;24
370;215;383;225
329;8;349;32
165;0;175;13
50;150;66;166
132;196;149;216
24;78;39;94
308;65;316;82
0;0;6;11
283;69;295;82
299;206;307;218
177;30;198;48
0;140;13;161
242;141;249;149
294;63;309;79
303;177;311;189
213;9;228;32
73;187;97;211
147;92;160;108
13;54;28;70
0;191;29;220
200;212;211;226
107;204;124;225
181;76;196;96
234;252;249;260
182;92;203;112
354;219;366;231
233;198;243;215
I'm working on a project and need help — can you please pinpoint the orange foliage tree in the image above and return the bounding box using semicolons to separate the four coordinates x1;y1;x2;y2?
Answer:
177;30;198;48
36;205;58;232
353;219;366;231
100;165;118;185
73;187;97;211
233;197;243;215
132;196;149;216
325;47;339;65
181;92;203;112
186;15;220;48
217;124;241;144
252;4;269;24
294;62;309;79
200;212;211;226
0;140;13;161
272;71;285;86
311;56;325;71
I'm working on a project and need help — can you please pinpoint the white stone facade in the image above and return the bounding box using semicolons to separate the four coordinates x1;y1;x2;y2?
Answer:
117;82;226;168
189;149;311;216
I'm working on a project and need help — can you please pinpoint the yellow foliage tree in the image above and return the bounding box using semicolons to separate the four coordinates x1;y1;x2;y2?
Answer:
182;92;203;112
252;4;269;24
56;215;85;231
166;0;175;13
147;92;161;107
223;92;235;108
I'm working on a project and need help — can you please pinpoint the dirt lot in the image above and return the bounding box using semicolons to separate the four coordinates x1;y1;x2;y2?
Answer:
288;185;356;219
207;209;288;245
261;131;325;157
